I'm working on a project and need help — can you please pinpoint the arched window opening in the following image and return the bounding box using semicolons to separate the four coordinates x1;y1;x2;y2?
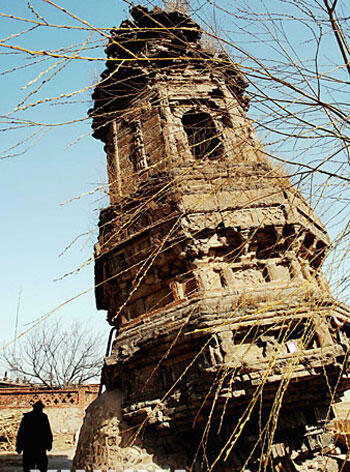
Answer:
182;111;223;160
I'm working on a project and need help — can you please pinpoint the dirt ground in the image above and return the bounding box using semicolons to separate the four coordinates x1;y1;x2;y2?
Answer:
0;448;74;471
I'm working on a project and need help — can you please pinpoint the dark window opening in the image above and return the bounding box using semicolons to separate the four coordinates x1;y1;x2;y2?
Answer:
197;228;214;239
221;113;233;128
209;88;225;99
201;227;243;262
304;233;315;249
311;240;327;269
182;110;224;160
215;269;228;288
262;266;271;282
282;224;296;251
256;227;278;259
286;322;319;350
283;224;295;237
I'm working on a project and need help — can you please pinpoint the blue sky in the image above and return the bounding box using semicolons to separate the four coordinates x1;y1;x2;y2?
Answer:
0;0;128;352
1;0;349;360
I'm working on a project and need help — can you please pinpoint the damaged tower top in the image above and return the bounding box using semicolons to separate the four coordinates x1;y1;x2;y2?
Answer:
84;5;350;471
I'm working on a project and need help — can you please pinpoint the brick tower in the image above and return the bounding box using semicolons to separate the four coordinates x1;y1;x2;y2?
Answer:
86;5;350;471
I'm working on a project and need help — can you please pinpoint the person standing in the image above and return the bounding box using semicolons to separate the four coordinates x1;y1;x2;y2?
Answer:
16;400;53;472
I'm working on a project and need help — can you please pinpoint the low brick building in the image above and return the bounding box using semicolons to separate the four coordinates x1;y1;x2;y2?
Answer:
0;383;98;451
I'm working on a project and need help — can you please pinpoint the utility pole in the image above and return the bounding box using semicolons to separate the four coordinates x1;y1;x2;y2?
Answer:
13;288;21;359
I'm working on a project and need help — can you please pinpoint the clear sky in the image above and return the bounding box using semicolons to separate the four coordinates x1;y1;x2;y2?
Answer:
0;0;128;354
1;0;349;362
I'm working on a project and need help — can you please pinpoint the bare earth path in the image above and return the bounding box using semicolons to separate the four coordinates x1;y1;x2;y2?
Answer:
0;448;74;471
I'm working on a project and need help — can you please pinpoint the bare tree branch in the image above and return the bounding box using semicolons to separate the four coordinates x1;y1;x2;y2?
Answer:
2;320;104;387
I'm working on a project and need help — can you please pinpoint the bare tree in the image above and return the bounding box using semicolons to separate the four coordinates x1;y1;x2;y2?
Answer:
1;1;350;468
3;320;104;387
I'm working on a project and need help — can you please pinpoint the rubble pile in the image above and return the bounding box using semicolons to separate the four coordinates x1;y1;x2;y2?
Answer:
0;412;21;452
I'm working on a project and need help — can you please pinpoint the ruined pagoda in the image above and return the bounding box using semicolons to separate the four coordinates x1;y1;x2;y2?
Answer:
74;5;350;471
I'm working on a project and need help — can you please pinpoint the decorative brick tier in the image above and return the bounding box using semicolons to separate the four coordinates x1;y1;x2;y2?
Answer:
0;384;98;409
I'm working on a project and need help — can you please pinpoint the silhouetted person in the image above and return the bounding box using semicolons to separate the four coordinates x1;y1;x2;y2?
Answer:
16;400;53;472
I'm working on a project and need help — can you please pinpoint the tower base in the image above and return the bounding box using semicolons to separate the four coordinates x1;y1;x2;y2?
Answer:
73;389;347;472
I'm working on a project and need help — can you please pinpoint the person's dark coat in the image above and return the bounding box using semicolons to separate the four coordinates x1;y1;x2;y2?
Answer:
16;405;53;472
16;409;53;453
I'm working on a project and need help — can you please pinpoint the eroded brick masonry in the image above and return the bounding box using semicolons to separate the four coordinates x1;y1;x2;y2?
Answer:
74;6;350;471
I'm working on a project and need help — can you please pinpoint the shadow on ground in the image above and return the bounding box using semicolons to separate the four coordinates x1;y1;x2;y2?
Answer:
0;452;73;471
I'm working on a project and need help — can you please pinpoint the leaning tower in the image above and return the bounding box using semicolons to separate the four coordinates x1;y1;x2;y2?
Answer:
74;5;350;471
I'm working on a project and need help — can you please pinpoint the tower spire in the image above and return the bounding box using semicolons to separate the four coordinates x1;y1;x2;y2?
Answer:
162;0;190;13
